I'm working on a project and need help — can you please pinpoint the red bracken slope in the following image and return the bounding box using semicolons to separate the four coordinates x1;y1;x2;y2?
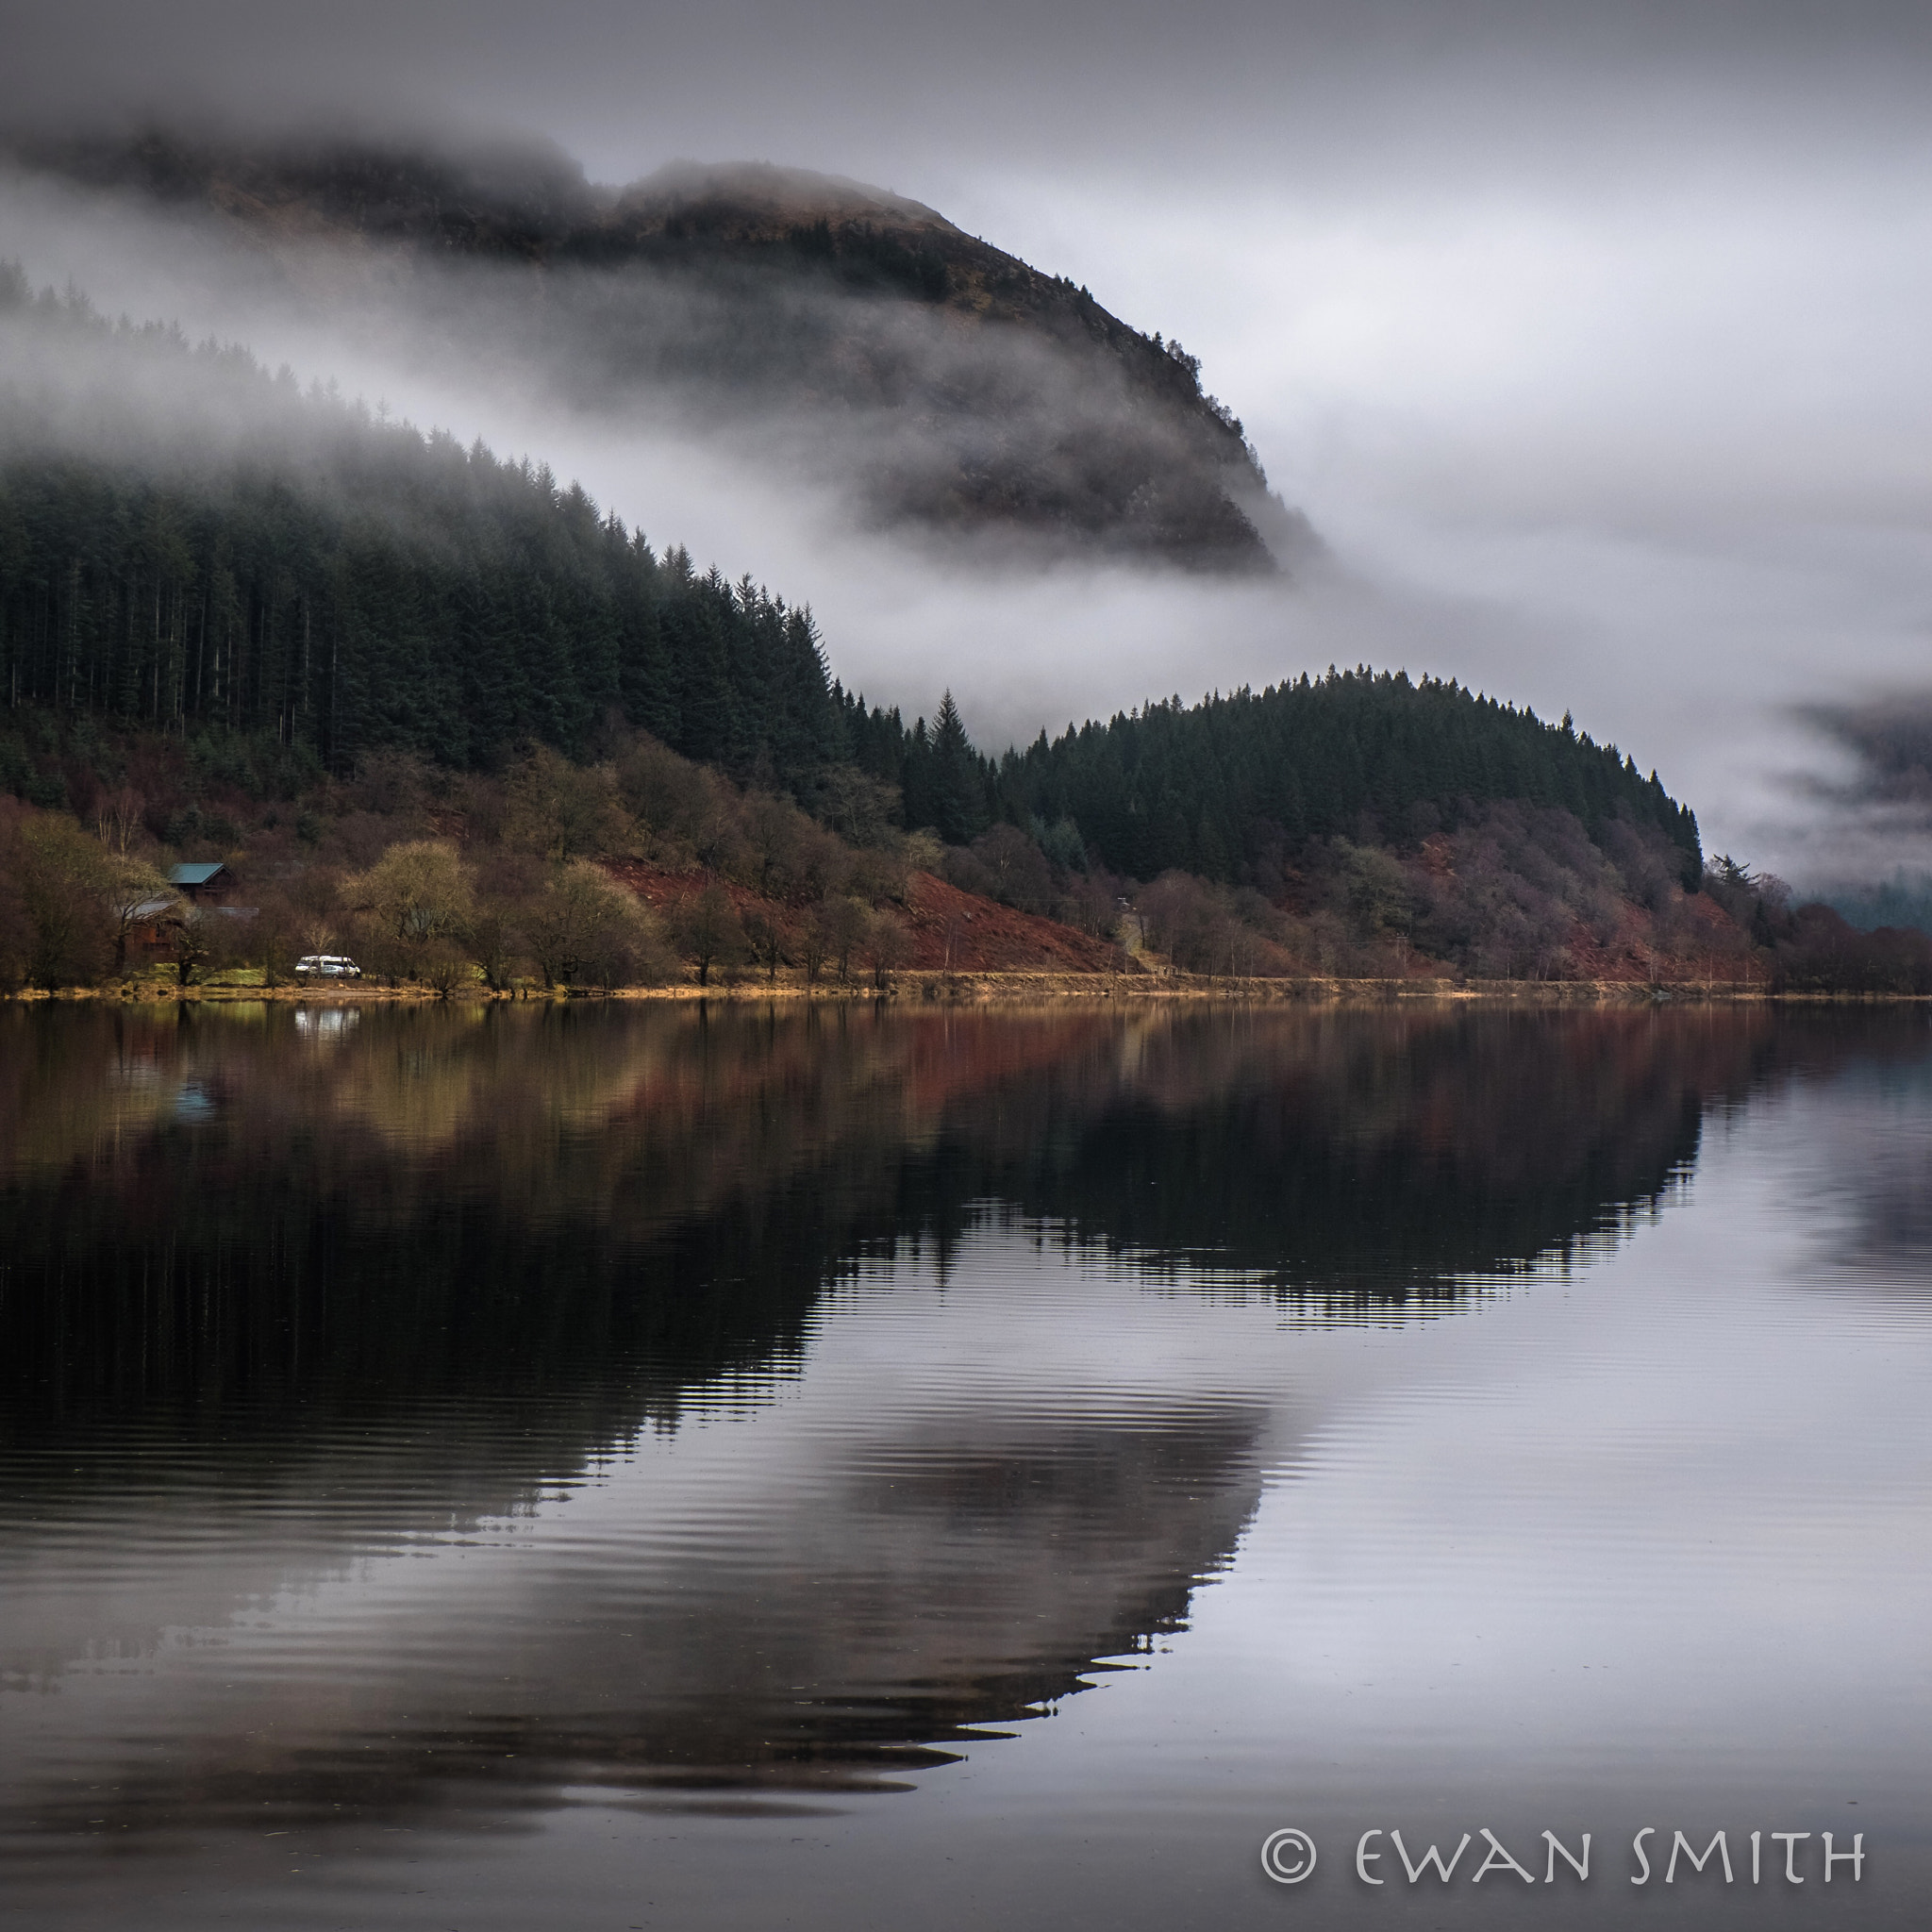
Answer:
897;873;1128;972
602;862;1132;974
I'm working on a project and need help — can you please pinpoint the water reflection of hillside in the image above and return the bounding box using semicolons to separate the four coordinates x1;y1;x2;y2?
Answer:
0;1003;1912;1833
3;1394;1267;1833
0;1002;1882;1445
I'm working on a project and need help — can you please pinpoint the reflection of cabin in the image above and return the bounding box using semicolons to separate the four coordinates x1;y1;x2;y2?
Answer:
167;862;233;904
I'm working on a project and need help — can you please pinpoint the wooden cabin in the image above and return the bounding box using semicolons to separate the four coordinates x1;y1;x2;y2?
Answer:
167;862;233;905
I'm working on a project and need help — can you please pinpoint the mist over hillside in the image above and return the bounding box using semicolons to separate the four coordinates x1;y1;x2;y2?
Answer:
1;128;1312;575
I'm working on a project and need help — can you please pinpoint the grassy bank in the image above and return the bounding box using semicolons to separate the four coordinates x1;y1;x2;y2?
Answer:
4;971;1830;1007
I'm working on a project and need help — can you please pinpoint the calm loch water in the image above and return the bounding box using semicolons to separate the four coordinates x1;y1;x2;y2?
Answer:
2;1001;1929;1928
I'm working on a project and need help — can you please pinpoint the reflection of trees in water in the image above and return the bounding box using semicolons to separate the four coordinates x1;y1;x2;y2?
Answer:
902;1007;1761;1304
0;1001;1892;1449
1;1002;1921;1829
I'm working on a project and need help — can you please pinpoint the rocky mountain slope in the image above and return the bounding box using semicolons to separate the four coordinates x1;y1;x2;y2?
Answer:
6;129;1313;570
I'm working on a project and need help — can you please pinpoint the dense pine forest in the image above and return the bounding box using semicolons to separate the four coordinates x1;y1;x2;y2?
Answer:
0;267;842;783
841;672;1703;889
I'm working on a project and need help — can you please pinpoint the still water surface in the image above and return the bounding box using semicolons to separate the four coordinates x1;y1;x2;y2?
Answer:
2;1002;1928;1927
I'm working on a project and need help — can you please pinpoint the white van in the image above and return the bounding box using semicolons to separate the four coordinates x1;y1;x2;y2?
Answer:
295;955;363;980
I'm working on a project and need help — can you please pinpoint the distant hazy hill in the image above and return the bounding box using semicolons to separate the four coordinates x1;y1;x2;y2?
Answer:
7;129;1312;572
1820;874;1932;937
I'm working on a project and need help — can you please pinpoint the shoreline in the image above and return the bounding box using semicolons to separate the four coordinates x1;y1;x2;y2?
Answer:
1;972;1901;1006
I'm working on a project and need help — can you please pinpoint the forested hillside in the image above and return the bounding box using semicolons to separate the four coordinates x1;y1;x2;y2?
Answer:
8;262;1908;992
6;275;1688;877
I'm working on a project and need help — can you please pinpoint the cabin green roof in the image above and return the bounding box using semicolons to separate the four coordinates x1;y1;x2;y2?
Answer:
167;862;226;887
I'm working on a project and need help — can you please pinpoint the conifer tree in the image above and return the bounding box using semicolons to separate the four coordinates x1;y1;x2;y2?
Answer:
928;692;988;845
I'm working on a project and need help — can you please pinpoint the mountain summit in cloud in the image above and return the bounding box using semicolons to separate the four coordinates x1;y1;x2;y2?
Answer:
7;128;1313;573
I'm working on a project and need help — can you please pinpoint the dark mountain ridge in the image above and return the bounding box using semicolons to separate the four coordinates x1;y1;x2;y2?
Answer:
4;128;1310;570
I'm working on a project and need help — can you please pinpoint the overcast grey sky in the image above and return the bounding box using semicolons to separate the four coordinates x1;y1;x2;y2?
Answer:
8;0;1931;182
4;0;1931;879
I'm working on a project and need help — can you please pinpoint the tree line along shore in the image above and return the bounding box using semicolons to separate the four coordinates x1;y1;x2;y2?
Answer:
2;708;1920;1001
